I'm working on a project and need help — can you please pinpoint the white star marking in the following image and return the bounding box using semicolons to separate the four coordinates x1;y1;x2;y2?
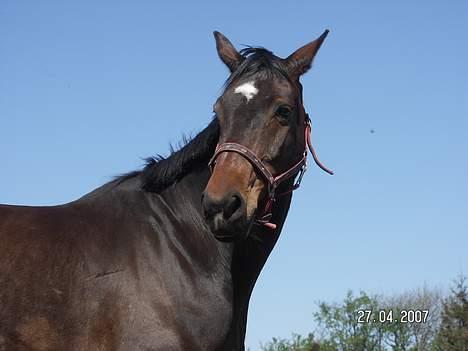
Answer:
234;81;258;102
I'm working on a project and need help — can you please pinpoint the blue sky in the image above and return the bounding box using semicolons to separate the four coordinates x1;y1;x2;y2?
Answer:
1;1;467;349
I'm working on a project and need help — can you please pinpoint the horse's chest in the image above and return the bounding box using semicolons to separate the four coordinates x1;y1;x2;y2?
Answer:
80;218;235;349
121;272;233;350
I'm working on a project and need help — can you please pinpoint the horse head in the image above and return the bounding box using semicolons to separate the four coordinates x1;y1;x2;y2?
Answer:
202;30;331;242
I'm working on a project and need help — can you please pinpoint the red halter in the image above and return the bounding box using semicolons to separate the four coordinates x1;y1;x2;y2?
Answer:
208;114;333;230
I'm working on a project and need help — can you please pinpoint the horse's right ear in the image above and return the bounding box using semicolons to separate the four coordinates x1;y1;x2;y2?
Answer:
213;31;243;72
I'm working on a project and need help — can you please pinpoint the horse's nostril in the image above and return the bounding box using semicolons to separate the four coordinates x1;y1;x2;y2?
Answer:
202;192;244;224
223;194;242;220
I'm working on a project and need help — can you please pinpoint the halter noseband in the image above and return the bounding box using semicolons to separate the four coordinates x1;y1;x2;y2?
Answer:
208;113;333;230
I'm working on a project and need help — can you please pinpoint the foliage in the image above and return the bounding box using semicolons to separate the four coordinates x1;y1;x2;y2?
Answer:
260;284;446;351
434;274;468;351
381;285;442;351
260;333;320;351
314;291;384;351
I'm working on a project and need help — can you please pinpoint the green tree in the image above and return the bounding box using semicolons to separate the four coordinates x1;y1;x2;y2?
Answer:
381;285;442;351
314;291;384;351
434;275;468;351
260;333;322;351
260;285;443;351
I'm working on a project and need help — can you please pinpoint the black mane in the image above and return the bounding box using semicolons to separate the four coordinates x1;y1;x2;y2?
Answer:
115;118;219;192
116;46;291;193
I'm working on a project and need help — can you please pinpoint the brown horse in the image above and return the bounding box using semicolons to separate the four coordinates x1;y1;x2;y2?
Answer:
0;31;331;350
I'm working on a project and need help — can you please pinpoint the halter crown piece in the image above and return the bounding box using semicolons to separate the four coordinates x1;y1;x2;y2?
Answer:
208;113;333;230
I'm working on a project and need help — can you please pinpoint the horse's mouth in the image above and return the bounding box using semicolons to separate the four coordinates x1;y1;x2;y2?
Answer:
213;232;238;242
209;212;254;242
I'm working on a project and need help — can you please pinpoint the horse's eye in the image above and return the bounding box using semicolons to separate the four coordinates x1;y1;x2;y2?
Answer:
276;105;291;119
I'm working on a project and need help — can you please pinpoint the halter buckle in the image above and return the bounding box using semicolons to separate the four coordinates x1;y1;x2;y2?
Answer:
293;163;307;190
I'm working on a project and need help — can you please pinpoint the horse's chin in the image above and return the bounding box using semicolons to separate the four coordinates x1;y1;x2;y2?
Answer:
213;232;239;243
210;216;254;243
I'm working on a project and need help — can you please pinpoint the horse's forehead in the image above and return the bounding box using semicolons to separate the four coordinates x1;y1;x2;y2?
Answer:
230;77;294;103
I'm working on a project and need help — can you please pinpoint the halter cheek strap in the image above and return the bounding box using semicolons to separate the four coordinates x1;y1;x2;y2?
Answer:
208;114;333;230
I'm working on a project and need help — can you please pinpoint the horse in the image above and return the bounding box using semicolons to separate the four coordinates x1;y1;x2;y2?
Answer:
0;30;332;350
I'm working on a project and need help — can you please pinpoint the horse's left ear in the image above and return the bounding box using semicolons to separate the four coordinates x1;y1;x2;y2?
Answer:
285;30;329;79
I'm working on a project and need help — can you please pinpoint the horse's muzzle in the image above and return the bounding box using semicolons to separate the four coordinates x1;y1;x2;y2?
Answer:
201;190;248;241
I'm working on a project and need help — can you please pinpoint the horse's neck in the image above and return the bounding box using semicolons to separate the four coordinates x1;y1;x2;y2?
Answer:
169;169;293;349
168;168;292;285
227;191;293;348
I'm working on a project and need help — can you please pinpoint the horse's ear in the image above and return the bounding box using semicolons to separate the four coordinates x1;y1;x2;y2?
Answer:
213;31;243;72
285;30;329;79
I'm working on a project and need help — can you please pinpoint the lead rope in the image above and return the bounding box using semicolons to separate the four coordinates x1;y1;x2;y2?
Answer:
306;115;334;176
